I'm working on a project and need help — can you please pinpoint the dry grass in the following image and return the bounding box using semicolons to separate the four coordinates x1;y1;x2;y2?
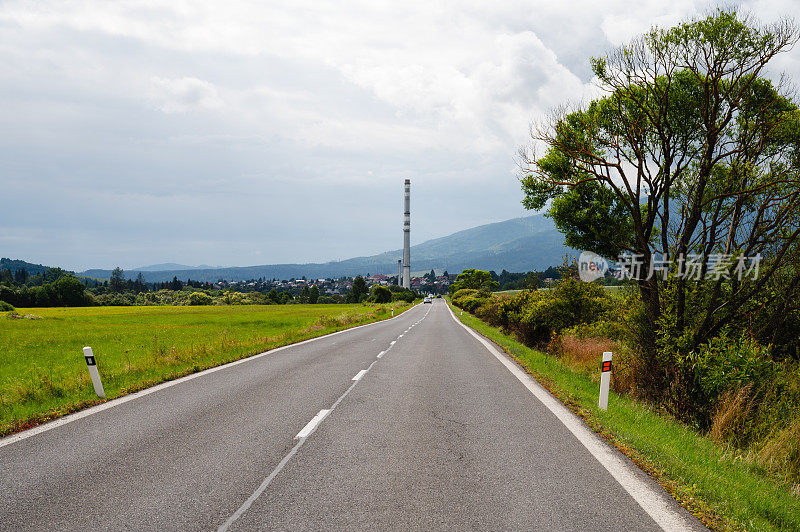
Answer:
548;333;637;395
710;386;754;445
553;333;617;372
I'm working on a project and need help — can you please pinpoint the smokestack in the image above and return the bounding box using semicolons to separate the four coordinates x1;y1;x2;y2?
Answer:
402;179;411;289
398;259;402;286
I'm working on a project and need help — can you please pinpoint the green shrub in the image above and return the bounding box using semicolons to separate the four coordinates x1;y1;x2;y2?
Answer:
451;288;491;312
369;285;392;303
688;335;774;404
0;300;15;312
505;281;615;346
670;334;776;430
391;289;415;303
188;292;213;306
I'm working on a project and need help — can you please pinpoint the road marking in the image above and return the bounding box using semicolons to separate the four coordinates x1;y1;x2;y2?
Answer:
390;341;396;346
221;306;440;529
446;303;694;532
352;370;368;381
219;357;382;530
0;302;425;450
295;409;330;439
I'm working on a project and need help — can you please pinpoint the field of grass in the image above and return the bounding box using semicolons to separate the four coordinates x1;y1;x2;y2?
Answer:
451;301;800;532
0;302;411;436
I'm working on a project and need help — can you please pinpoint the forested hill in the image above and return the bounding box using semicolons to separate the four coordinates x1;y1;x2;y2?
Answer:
79;214;575;282
0;258;57;277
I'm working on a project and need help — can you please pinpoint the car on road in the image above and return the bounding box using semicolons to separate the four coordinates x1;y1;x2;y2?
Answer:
423;296;432;303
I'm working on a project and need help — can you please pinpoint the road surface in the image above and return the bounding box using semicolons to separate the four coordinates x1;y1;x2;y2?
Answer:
0;299;703;531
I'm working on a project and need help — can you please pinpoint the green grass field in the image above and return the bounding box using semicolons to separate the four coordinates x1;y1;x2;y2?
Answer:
451;301;800;532
0;303;411;436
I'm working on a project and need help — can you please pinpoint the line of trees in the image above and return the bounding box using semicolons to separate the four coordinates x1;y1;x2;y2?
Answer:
0;267;421;308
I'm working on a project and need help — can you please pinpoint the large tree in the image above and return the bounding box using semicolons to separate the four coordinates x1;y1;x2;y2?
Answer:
109;267;126;293
449;269;499;293
520;10;800;392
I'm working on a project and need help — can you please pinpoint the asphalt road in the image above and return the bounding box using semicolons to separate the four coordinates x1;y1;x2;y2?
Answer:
0;299;704;531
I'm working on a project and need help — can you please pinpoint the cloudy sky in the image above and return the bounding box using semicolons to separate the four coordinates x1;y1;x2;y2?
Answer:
1;1;796;271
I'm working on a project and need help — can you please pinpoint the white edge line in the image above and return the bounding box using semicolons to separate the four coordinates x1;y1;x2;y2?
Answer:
295;409;330;439
445;302;693;532
0;302;423;450
352;369;368;381
377;351;386;358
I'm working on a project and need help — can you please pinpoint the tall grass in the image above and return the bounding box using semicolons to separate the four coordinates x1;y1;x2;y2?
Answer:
0;302;410;436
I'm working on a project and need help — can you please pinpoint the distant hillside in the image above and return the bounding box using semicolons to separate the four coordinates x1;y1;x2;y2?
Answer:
0;257;56;276
80;214;575;282
132;263;216;272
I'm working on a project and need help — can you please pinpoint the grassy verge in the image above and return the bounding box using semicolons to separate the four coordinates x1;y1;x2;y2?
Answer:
450;301;800;532
0;302;413;436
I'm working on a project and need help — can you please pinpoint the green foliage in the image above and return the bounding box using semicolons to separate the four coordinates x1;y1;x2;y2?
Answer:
369;285;392;303
109;267;126;293
0;275;91;307
449;269;499;294
391;288;415;303
308;285;319;304
548;181;633;259
679;335;775;427
188;292;213;306
521;8;800;407
0;301;15;312
348;275;368;303
453;280;617;347
451;288;491;312
53;276;87;306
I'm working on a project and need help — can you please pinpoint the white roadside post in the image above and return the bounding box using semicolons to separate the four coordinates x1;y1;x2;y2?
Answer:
598;351;612;410
83;347;106;398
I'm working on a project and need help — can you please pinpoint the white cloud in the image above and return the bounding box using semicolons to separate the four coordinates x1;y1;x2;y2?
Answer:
1;0;799;269
150;76;222;113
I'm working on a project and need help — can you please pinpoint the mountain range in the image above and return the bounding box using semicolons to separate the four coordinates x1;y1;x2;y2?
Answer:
74;214;574;282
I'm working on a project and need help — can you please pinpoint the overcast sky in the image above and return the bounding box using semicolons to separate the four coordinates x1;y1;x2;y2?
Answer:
1;1;797;271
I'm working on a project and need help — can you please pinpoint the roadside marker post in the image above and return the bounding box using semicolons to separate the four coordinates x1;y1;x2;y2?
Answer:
598;351;612;410
83;347;106;398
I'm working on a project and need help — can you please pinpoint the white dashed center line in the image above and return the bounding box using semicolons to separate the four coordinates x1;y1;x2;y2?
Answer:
295;409;330;439
219;302;434;531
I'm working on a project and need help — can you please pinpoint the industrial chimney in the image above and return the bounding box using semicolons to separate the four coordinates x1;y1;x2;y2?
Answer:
402;179;411;289
397;259;402;286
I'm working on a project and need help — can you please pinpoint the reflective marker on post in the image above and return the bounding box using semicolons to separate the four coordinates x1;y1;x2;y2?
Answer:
83;347;106;398
598;351;612;410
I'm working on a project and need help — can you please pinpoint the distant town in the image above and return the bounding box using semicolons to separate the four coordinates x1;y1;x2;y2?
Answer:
0;257;569;308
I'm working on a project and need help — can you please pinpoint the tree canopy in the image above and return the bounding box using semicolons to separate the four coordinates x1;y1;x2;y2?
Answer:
449;269;499;293
519;9;800;393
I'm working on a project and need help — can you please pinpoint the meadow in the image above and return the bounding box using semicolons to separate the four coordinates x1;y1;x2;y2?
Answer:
0;302;410;436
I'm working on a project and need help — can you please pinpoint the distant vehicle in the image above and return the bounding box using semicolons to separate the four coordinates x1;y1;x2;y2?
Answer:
436;295;442;298
423;296;432;304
